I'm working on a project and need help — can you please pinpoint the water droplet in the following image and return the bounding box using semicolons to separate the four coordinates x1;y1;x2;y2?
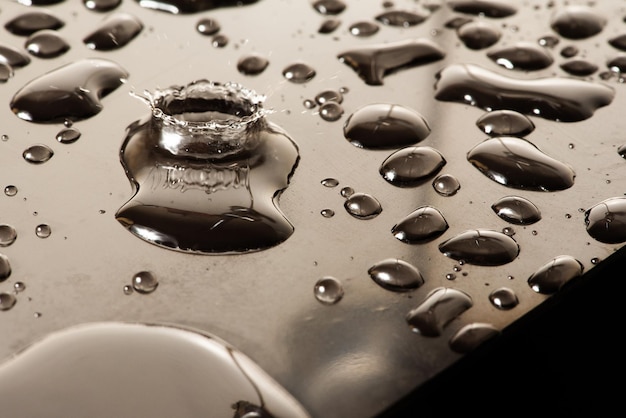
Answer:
550;5;606;40
343;104;431;149
4;185;18;197
303;99;316;109
488;287;518;310
25;30;70;58
476;110;534;137
315;90;343;105
560;45;579;58
11;58;128;123
116;81;299;254
590;257;600;265
406;287;473;337
321;178;339;188
446;0;517;17
83;13;144;51
487;42;554;71
449;323;500;353
445;16;473;29
84;0;123;12
432;174;461;196
338;39;445;86
0;44;31;69
502;226;515;236
392;206;448;243
23;144;54;164
132;271;158;294
4;11;65;36
344;192;382;219
368;258;425;292
211;34;229;48
349;21;379;37
380;146;446;186
35;224;51;238
456;20;501;50
313;276;344;304
14;282;26;293
312;0;346;15
0;292;16;311
560;60;598;76
0;63;14;83
196;18;220;36
435;63;614;122
135;0;260;14
320;209;335;218
56;127;81;144
439;229;520;266
0;254;12;282
491;195;541;225
584;197;626;244
607;55;626;73
0;225;17;247
319;18;341;34
467;136;575;191
528;255;583;294
618;144;626;159
123;285;133;295
445;273;456;280
538;35;560;48
318;102;344;122
282;62;315;83
33;312;42;318
236;54;269;76
340;186;354;198
375;10;428;27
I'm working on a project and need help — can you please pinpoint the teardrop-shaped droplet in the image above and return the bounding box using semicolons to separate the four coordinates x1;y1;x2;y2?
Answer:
237;54;269;76
560;60;598;76
349;21;379;37
392;206;448;243
447;0;517;18
550;5;606;40
23;144;54;164
196;18;220;35
84;0;123;12
4;11;65;36
11;58;128;123
343;104;431;149
439;229;519;266
584;197;626;244
368;258;425;292
132;271;158;294
338;39;445;86
35;224;52;238
432;174;461;196
318;18;341;34
457;20;501;50
449;323;500;353
476;110;535;137
312;0;346;15
0;292;16;311
488;287;518;310
83;13;144;51
406;287;473;337
344;193;382;219
0;225;18;247
56;127;81;144
319;102;344;122
491;195;541;225
375;10;428;27
25;30;70;58
314;276;344;304
435;63;614;122
0;44;31;68
0;254;12;282
467;136;575;191
487;42;554;71
282;62;315;83
380;146;446;186
528;255;583;294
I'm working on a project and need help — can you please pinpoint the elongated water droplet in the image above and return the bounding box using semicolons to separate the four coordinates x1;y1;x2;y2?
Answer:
560;60;598;76
432;174;460;196
349;21;379;37
467;136;575;191
35;224;51;238
447;0;517;18
392;206;448;243
528;255;583;294
435;63;614;122
343;104;430;149
338;39;445;86
476;110;535;137
550;5;606;40
4;11;65;36
4;185;18;197
449;323;500;353
321;178;339;188
368;258;424;292
0;44;31;68
375;10;428;27
196;18;220;35
282;62;315;83
618;144;626;159
237;54;269;76
406;287;473;337
135;0;260;14
23;144;54;164
0;292;16;311
11;58;128;123
318;18;341;34
584;197;626;244
25;29;69;58
84;0;123;12
83;13;144;51
212;34;228;48
0;225;17;247
488;42;553;71
0;63;13;83
380;146;445;186
488;287;518;310
439;229;519;266
457;20;501;50
491;195;541;225
319;102;344;122
320;209;335;218
0;254;11;282
314;276;344;304
56;127;81;144
132;271;158;293
344;192;382;219
313;0;346;15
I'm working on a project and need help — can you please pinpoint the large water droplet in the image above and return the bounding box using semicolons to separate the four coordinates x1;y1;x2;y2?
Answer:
368;258;425;292
343;193;382;219
25;29;70;58
375;10;428;27
0;225;18;247
343;104;430;149
237;54;269;76
528;255;583;294
380;146;446;186
456;20;501;50
0;254;11;282
487;42;553;71
338;39;445;86
313;276;344;304
282;62;315;83
550;5;606;40
467;136;575;191
0;292;16;311
4;11;65;36
488;287;518;310
584;197;626;244
23;144;54;164
406;287;473;337
134;0;260;14
446;0;517;18
84;0;123;12
132;271;158;293
491;195;541;225
432;173;461;196
312;0;346;15
83;13;144;51
349;21;379;37
392;206;448;243
11;58;128;123
449;323;500;353
439;229;519;266
476;110;535;137
435;63;614;122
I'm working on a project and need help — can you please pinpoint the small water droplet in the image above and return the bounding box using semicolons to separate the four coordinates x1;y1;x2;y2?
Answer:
237;54;269;76
33;311;42;318
432;174;461;196
211;34;229;48
380;146;446;186
84;0;123;12
303;99;316;109
4;11;65;36
560;60;598;76
538;35;560;48
340;186;354;198
476;110;535;137
313;276;344;304
349;21;379;37
568;143;575;149
123;284;133;295
376;10;428;27
25;29;70;58
560;45;579;58
320;209;335;218
56;127;81;144
1;135;9;142
282;62;316;83
368;258;425;292
590;257;600;265
0;225;17;247
492;195;541;225
319;18;341;34
449;323;500;353
35;224;51;238
528;255;583;294
502;227;515;236
0;292;17;311
314;90;343;105
445;273;456;280
344;192;382;219
489;287;518;310
13;281;26;293
457;20;501;50
3;185;17;197
319;102;344;121
23;144;54;164
584;197;626;244
439;229;520;266
312;0;346;15
132;271;158;294
406;287;473;337
0;63;13;83
196;18;220;36
550;5;606;40
0;254;12;283
447;0;517;17
392;206;448;243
